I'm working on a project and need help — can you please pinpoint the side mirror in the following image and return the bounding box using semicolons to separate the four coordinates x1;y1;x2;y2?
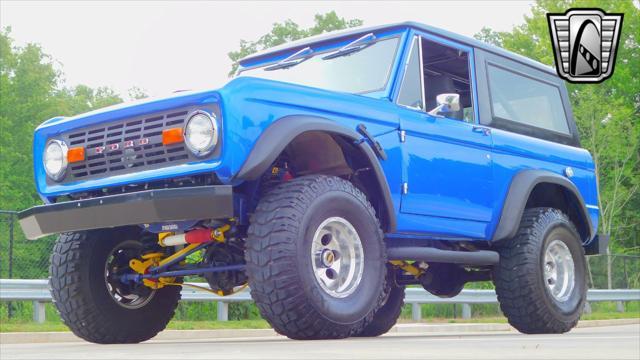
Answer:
427;93;460;117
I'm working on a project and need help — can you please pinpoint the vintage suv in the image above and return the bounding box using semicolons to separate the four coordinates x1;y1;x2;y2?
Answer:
19;22;605;343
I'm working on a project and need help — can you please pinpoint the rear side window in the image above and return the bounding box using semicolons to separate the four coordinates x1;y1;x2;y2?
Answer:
487;64;569;134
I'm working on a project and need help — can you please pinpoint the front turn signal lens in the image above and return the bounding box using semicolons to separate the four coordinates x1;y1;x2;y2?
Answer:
162;127;184;145
67;146;85;163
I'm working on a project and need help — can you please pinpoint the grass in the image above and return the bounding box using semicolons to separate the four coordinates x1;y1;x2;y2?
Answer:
581;311;640;320
397;311;640;324
1;299;637;332
166;319;270;330
1;321;69;333
396;317;509;324
0;319;271;333
1;311;637;333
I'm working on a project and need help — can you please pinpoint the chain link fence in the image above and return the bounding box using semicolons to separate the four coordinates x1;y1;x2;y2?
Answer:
587;253;640;289
0;211;54;280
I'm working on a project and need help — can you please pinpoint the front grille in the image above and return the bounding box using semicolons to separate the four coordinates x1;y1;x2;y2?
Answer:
59;107;195;183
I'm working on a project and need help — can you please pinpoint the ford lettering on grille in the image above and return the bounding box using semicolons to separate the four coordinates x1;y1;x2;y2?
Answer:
59;107;195;183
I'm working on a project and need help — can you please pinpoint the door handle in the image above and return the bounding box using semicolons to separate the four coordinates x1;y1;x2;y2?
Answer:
472;126;491;136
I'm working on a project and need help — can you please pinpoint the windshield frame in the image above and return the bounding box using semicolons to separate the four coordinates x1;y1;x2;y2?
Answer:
236;29;407;97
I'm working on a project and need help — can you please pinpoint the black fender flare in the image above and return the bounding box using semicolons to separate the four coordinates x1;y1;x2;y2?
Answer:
234;115;396;232
492;169;593;242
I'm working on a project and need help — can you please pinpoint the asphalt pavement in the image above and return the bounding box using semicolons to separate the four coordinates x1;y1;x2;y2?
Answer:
1;324;639;360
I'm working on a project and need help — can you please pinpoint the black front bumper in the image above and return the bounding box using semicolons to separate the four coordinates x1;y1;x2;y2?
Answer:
18;185;233;240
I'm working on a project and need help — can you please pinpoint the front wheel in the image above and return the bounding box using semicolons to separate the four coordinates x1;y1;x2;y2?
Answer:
49;228;181;344
493;207;587;334
353;267;405;337
245;175;387;339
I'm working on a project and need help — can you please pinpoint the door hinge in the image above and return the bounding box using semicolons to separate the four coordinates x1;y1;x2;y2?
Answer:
402;182;408;194
399;130;406;143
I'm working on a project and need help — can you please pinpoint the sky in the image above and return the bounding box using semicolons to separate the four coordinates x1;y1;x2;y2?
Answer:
1;0;534;98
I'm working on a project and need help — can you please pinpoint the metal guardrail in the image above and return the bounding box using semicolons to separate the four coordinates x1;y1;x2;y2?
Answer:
1;279;639;323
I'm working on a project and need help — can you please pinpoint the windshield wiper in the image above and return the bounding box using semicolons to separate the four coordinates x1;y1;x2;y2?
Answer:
265;47;314;71
322;33;376;60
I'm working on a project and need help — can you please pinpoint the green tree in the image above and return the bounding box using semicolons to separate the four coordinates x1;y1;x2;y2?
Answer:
475;0;640;286
0;28;123;211
227;11;363;76
0;28;124;278
1;29;62;210
127;86;148;100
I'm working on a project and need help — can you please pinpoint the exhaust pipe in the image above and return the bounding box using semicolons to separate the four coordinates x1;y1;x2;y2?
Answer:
387;246;499;266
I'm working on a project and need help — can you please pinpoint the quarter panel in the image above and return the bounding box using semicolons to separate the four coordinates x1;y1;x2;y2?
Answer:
489;128;599;238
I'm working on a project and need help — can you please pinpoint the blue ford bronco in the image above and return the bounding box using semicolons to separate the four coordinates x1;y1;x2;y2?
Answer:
18;22;606;343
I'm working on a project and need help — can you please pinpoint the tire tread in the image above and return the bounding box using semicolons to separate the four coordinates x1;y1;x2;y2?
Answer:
494;207;584;334
50;230;181;344
245;175;386;339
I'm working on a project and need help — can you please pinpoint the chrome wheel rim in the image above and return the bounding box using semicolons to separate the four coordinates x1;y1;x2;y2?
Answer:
104;240;156;309
544;239;576;302
311;217;364;298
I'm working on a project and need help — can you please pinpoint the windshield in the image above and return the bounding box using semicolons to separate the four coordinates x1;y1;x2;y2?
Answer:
238;37;400;94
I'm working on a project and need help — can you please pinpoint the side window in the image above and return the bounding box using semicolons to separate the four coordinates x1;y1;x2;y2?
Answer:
397;37;424;110
422;38;474;123
487;64;569;134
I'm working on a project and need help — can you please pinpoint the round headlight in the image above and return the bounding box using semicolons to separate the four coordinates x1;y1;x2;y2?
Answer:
184;111;218;156
43;139;68;181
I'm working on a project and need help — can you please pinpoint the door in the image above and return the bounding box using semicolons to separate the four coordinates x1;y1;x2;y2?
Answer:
397;34;494;236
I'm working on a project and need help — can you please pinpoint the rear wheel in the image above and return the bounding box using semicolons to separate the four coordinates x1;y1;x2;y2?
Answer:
49;228;181;344
493;207;587;334
246;175;386;339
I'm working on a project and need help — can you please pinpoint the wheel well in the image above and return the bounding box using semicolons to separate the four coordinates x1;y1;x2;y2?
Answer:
268;131;392;232
525;182;590;241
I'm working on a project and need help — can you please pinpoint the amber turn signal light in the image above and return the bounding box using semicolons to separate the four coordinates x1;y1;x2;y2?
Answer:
67;147;85;163
162;127;184;145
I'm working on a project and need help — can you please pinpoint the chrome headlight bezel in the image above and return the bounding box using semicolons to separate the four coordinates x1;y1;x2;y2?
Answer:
43;139;68;181
183;110;219;157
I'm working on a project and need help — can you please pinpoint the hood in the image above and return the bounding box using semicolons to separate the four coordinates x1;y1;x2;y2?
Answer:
37;88;224;131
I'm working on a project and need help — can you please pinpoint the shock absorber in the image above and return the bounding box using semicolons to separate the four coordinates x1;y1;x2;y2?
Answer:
158;224;230;247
